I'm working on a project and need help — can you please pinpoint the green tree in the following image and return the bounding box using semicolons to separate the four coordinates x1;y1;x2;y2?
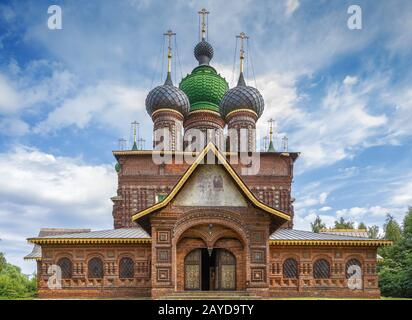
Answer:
358;222;367;230
367;225;379;239
334;217;354;229
402;207;412;239
0;252;6;273
383;214;402;242
311;215;326;233
378;208;412;298
0;252;37;299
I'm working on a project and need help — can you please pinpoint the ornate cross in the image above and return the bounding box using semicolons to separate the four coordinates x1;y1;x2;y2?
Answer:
163;29;176;73
198;8;210;40
236;32;249;72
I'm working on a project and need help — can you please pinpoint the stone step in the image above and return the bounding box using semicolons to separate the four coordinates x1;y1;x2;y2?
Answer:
161;296;261;300
160;291;262;300
167;291;252;296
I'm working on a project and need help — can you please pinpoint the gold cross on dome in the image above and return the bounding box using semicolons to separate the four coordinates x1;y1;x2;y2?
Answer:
198;8;210;40
236;32;249;72
163;29;176;48
163;29;176;73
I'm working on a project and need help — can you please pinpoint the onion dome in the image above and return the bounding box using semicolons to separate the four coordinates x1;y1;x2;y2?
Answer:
194;40;214;65
179;41;228;113
145;72;190;117
179;65;228;113
220;72;264;119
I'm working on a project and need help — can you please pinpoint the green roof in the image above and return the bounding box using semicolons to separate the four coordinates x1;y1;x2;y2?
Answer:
179;65;228;113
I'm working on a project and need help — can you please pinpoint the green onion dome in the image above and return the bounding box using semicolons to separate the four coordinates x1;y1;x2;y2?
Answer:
146;73;190;117
179;65;229;113
220;72;264;119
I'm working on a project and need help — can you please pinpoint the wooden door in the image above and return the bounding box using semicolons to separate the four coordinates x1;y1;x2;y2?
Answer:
184;249;201;290
217;249;236;290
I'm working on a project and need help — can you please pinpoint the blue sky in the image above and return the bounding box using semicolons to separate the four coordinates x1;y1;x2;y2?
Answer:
0;0;411;274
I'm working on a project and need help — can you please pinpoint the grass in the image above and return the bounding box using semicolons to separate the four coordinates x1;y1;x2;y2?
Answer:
0;296;35;300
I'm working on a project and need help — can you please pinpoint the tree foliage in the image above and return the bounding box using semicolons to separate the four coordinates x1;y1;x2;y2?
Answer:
383;214;402;242
334;217;354;229
0;253;36;299
311;215;326;233
0;253;6;273
402;207;412;240
378;209;412;298
358;222;367;230
367;225;380;239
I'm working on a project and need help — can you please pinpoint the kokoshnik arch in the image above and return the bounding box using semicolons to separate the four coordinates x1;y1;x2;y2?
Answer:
25;9;391;299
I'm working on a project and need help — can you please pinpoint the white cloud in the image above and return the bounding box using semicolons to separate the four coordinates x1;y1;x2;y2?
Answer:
282;76;387;170
285;0;300;17
319;192;328;205
0;117;29;136
343;75;358;86
0;146;116;274
0;74;21;114
392;178;412;206
34;82;149;137
319;206;332;212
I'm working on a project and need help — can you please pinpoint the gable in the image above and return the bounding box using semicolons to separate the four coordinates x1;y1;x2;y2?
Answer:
173;164;247;207
131;142;290;222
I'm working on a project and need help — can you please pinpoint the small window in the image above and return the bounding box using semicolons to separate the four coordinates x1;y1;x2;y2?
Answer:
346;259;362;279
283;258;299;279
57;257;72;279
88;257;104;279
313;259;330;279
119;257;135;279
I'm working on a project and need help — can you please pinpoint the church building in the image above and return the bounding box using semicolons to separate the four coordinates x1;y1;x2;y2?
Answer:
25;9;391;299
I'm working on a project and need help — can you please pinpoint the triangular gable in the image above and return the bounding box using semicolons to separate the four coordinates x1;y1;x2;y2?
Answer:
173;164;248;207
132;142;291;222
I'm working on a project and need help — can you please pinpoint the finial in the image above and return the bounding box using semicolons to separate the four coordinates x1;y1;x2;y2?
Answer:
118;138;127;151
131;121;139;150
194;9;213;65
236;32;249;75
163;29;176;85
282;135;288;151
198;8;209;41
267;118;276;152
263;136;269;151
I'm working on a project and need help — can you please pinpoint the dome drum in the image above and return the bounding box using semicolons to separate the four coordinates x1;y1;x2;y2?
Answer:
184;109;225;130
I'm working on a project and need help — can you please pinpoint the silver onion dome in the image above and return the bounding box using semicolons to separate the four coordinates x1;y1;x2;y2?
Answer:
220;72;264;119
145;73;190;117
194;40;214;65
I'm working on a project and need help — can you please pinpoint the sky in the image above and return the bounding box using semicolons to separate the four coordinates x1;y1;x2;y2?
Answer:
0;0;411;275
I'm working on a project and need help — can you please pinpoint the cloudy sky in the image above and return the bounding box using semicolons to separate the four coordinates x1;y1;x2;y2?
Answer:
0;0;411;274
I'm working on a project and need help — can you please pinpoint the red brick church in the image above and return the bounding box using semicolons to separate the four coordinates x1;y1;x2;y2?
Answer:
26;9;390;299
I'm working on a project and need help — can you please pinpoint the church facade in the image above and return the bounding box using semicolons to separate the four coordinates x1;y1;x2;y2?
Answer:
26;10;391;299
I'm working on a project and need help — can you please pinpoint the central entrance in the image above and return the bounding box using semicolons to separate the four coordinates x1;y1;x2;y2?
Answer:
184;248;236;291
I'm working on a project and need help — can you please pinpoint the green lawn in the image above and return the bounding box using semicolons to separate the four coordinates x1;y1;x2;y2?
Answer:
0;296;35;300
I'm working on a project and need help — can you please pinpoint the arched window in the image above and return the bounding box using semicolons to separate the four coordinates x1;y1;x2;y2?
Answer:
283;258;299;279
119;257;135;279
346;259;362;279
88;257;104;279
57;257;72;279
313;259;330;279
